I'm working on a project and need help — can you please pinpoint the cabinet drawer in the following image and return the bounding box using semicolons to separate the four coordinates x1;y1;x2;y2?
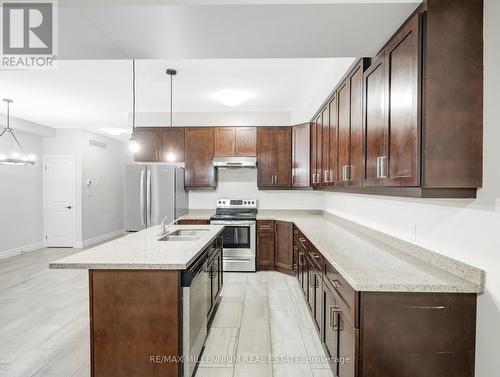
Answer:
325;261;358;327
257;220;274;233
308;244;323;271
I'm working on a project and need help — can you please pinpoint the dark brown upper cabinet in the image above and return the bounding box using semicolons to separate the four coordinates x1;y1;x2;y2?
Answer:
133;127;161;162
185;127;216;189
215;127;256;157
309;0;482;197
257;127;292;189
235;127;256;156
274;220;294;274
215;127;236;156
321;106;330;186
160;127;185;163
292;123;310;188
311;115;323;188
328;93;339;186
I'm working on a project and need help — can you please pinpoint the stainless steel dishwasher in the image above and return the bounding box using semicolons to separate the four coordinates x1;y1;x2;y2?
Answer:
181;252;209;377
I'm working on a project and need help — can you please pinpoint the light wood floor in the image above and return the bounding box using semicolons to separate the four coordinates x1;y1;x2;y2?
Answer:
0;249;332;377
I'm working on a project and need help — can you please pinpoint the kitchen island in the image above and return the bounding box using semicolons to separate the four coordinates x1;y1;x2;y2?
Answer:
50;224;225;377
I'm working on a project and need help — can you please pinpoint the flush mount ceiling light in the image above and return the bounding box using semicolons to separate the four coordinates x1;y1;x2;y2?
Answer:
101;127;130;136
0;99;36;166
128;59;140;153
214;90;251;107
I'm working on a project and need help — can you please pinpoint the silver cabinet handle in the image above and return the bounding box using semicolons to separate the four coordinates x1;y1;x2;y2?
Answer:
329;170;334;183
324;170;328;182
342;165;350;181
329;305;342;331
379;156;387;178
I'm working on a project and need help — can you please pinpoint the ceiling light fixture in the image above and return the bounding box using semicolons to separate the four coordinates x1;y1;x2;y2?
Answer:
214;90;251;107
0;99;36;166
128;59;140;153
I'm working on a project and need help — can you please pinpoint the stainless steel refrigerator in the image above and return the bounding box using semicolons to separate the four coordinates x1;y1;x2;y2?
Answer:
124;164;188;232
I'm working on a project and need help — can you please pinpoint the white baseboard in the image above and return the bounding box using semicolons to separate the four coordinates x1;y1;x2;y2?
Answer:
0;241;45;260
82;229;125;248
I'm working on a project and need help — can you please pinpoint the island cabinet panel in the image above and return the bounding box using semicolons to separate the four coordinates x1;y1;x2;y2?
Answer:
215;127;236;156
134;127;162;162
160;127;185;162
185;127;216;189
256;127;292;189
235;127;256;156
274;220;294;274
90;270;181;377
292;123;310;188
256;220;275;270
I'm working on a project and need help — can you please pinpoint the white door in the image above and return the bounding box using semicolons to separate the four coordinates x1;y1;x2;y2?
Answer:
44;156;74;247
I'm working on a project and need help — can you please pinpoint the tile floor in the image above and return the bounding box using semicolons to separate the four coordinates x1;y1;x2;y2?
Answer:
0;248;333;377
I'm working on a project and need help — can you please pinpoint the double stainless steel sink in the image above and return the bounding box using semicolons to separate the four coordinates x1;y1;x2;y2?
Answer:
157;229;210;242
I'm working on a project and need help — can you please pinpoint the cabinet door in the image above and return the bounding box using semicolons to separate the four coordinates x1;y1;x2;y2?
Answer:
292;123;310;188
311;119;318;187
160;127;185;162
323;285;339;373
257;232;274;270
321;106;330;185
338;314;357;377
363;56;388;186
235;127;256;156
293;244;298;275
274;221;293;271
314;272;322;330
257;128;273;187
328;94;339;185
185;128;216;188
338;80;350;185
349;64;365;187
273;127;292;188
386;15;420;187
134;127;161;162
215;127;236;156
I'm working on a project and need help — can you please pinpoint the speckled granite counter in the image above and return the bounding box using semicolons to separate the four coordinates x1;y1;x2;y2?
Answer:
49;224;224;270
256;210;483;293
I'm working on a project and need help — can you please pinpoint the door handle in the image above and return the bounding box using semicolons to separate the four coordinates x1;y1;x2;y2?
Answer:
377;156;387;178
65;205;72;209
342;165;350;181
146;169;152;225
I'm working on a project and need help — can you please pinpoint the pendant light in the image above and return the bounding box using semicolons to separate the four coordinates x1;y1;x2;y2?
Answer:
0;99;36;166
128;59;140;153
164;68;177;162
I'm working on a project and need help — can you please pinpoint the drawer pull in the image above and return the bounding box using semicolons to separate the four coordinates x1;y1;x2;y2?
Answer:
329;306;342;331
329;278;342;289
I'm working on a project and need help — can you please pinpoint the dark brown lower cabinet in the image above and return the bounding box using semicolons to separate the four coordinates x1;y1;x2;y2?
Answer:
292;226;477;377
177;219;211;225
274;221;294;274
256;221;275;270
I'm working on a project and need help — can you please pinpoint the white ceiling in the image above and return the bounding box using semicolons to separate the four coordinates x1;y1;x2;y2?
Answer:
0;58;355;131
58;1;420;59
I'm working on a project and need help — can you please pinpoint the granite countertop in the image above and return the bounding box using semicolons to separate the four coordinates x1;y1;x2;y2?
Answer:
256;210;483;293
49;225;224;270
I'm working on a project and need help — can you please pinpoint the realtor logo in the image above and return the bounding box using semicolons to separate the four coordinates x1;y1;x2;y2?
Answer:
1;0;58;69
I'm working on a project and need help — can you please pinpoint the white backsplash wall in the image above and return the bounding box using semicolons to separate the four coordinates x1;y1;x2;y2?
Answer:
324;2;499;375
188;168;323;210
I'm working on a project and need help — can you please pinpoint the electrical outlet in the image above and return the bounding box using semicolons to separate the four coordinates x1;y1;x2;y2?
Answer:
408;223;417;241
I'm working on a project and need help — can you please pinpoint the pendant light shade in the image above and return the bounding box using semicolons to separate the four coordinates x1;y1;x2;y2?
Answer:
0;99;36;166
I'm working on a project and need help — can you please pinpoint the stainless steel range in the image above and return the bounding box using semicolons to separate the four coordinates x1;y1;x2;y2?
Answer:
210;199;257;272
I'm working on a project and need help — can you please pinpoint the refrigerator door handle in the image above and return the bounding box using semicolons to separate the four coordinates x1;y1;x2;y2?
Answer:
147;169;152;226
140;170;145;226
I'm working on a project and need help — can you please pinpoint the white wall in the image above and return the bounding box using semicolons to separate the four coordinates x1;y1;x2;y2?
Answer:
0;130;44;257
322;1;499;375
81;131;131;243
189;168;323;209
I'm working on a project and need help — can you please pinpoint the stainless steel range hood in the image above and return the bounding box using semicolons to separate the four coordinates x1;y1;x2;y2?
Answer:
212;156;257;168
